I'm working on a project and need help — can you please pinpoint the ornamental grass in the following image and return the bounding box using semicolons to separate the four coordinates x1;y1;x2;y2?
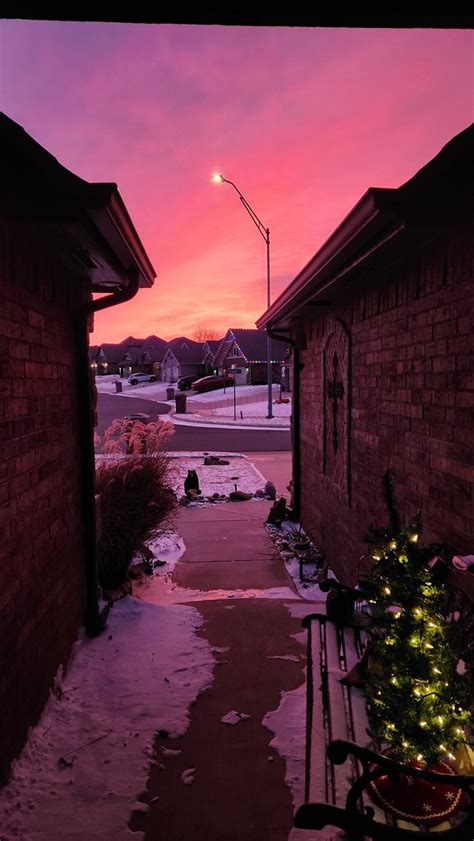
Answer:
95;418;176;590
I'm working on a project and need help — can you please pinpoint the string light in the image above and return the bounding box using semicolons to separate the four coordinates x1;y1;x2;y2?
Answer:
363;477;472;765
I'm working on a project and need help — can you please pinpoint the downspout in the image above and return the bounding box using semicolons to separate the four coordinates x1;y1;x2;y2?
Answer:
79;268;140;635
266;326;301;518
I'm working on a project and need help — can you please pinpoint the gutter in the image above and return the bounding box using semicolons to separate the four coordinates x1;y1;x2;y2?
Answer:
79;269;140;635
266;326;301;518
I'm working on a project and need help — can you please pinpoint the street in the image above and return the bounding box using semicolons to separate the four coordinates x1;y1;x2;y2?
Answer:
97;393;291;452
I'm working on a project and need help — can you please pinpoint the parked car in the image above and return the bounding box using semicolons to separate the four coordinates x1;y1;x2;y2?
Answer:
128;373;157;385
191;374;234;393
177;375;196;391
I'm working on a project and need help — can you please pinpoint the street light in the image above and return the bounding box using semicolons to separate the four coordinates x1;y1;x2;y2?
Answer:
212;173;273;419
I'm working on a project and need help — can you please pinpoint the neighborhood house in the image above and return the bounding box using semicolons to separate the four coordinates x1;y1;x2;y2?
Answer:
0;113;156;782
257;124;474;585
213;328;291;386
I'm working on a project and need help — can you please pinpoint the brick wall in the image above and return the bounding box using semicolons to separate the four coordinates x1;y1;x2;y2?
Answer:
0;219;89;783
298;226;473;585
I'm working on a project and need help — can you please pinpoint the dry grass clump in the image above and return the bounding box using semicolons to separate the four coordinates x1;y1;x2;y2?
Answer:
96;418;176;590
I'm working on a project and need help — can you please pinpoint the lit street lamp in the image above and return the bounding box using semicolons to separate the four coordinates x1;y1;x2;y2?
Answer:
212;173;273;419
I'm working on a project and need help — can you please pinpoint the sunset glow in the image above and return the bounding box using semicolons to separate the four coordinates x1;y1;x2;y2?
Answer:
2;21;472;342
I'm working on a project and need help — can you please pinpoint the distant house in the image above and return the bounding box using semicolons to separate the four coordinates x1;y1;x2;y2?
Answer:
202;339;223;374
257;125;474;586
90;334;168;377
160;337;206;382
0;113;156;783
213;328;290;385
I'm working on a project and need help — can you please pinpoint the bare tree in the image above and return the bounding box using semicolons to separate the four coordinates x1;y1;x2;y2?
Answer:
192;326;220;342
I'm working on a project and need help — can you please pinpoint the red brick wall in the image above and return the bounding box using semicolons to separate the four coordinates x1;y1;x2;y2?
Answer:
0;219;89;783
298;226;473;585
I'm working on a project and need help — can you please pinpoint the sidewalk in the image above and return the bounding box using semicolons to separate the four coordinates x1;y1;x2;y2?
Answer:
132;500;314;841
0;455;315;841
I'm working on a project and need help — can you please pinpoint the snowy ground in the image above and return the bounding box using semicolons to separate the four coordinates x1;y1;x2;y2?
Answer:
96;452;269;500
0;598;215;841
168;452;267;498
95;379;291;428
0;454;330;841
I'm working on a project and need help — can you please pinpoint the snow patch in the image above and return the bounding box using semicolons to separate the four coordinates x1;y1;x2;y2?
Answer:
160;747;182;758
131;532;185;572
267;655;301;662
180;768;196;786
137;578;299;606
168;452;266;497
0;597;214;841
262;678;338;841
221;711;251;725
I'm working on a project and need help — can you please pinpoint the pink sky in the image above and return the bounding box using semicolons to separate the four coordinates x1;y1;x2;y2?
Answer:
1;22;473;342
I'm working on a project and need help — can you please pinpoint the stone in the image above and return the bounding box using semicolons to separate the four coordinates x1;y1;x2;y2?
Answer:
264;480;276;500
266;497;288;526
229;490;252;501
184;469;200;495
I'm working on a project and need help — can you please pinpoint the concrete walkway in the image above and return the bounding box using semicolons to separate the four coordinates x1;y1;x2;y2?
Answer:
131;498;308;841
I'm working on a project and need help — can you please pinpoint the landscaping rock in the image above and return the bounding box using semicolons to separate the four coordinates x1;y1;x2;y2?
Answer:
264;480;276;500
229;490;252;501
266;497;288;526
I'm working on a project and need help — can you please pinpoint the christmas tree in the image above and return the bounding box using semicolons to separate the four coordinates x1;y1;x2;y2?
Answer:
362;471;472;766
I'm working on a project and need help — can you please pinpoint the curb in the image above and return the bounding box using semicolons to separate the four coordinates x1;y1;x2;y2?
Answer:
170;414;290;432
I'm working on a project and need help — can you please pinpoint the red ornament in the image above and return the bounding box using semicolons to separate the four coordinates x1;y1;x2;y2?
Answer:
368;757;464;827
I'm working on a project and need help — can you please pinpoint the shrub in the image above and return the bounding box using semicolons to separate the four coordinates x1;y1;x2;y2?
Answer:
95;418;176;590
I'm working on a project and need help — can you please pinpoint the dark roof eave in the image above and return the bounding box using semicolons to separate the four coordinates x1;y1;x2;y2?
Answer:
257;188;397;329
88;189;156;289
257;124;474;330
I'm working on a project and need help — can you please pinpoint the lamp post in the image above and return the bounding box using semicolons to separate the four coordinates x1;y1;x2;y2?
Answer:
212;173;273;419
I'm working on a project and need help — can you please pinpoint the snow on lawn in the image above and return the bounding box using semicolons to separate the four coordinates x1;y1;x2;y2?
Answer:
184;384;280;404
168;452;267;497
96;380;171;400
0;597;214;841
213;399;291;418
95;452;267;499
172;412;289;429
